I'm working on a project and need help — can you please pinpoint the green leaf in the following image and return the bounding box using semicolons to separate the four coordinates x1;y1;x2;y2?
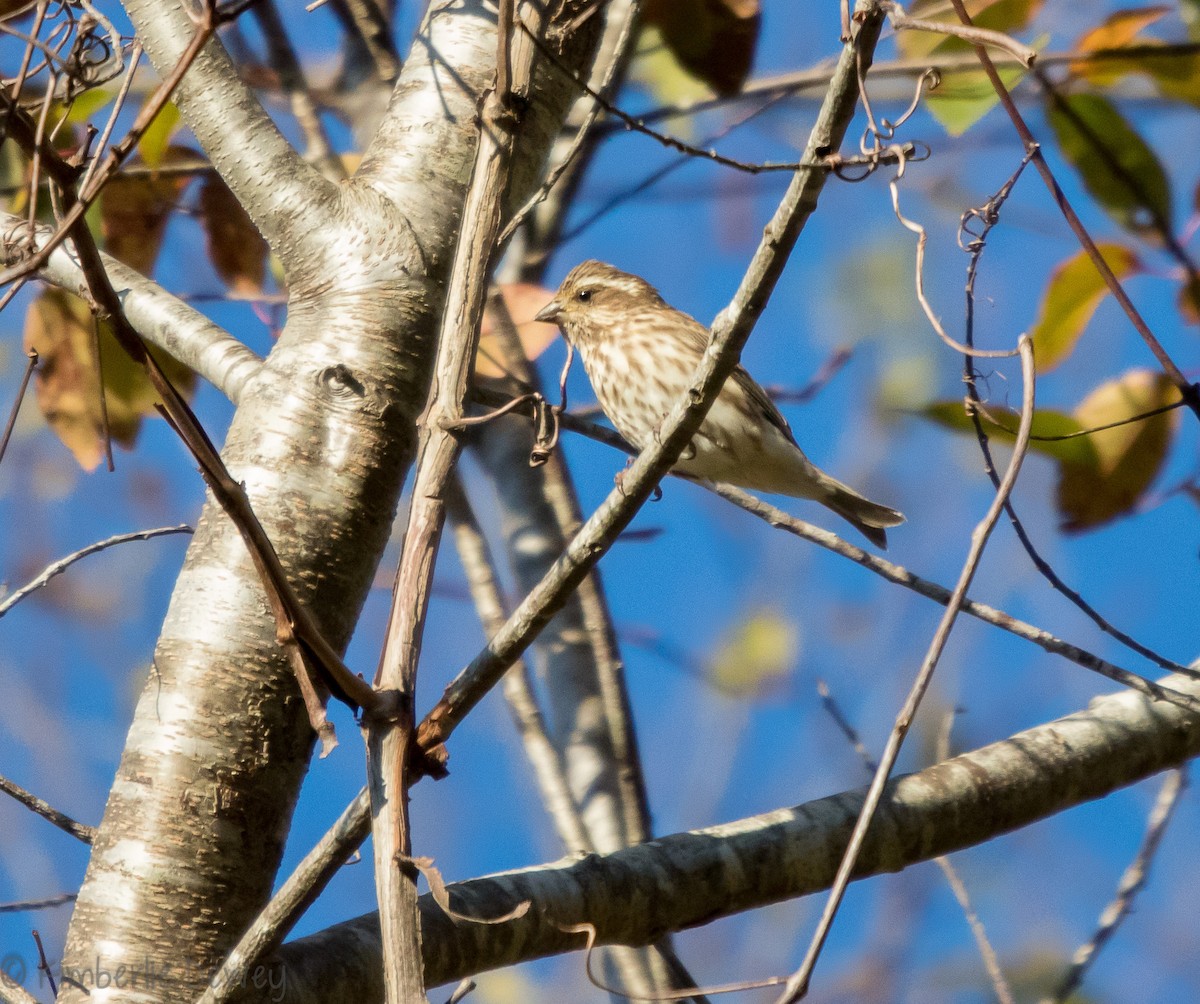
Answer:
1029;243;1141;371
920;400;1098;466
708;608;799;696
60;87;118;126
925;59;1029;135
1046;92;1172;237
897;0;1044;59
1057;369;1181;531
137;102;181;169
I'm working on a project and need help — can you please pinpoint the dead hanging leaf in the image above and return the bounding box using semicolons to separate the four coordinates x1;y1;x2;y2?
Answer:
708;607;799;696
476;283;560;380
1029;243;1141;372
99;148;195;276
23;288;197;470
640;0;761;97
1056;369;1182;532
198;176;269;296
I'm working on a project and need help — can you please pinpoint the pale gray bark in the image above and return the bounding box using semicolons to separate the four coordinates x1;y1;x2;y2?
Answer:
262;669;1200;1001
58;2;600;1000
2;213;262;403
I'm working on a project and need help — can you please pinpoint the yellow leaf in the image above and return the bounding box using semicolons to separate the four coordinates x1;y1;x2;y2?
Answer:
476;283;560;380
137;102;181;169
708;608;799;696
1029;244;1141;372
1072;6;1171;86
1056;369;1181;532
23;289;196;470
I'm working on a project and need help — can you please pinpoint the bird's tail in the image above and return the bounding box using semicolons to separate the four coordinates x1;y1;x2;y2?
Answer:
815;472;905;550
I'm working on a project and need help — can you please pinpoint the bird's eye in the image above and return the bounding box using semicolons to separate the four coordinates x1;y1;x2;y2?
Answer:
576;288;593;303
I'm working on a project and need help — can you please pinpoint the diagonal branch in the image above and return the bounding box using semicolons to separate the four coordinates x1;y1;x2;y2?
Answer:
416;0;891;758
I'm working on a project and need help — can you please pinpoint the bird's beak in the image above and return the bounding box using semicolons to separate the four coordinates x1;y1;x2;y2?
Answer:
534;297;562;325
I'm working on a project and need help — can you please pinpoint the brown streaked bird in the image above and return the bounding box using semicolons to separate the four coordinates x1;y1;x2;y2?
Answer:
534;260;904;548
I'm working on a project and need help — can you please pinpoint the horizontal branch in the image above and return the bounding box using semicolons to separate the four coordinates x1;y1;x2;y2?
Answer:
273;668;1200;998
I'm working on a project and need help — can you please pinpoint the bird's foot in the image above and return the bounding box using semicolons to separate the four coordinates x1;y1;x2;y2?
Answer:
614;459;662;501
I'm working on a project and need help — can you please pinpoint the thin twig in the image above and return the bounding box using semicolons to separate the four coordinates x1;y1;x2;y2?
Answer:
31;931;55;997
944;0;1200;423
1043;767;1187;1004
959;160;1193;679
475;388;1200;713
885;4;1037;66
775;337;1036;1002
517;18;893;180
0;773;95;843
252;0;345;180
366;2;534;998
0;893;75;913
821;686;1015;1004
498;0;642;246
445;475;593;855
934;858;1016;1004
619;42;1200;134
0;348;37;466
0;0;227;291
0;525;192;617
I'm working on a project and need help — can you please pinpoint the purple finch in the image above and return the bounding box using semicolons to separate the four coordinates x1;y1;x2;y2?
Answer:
535;260;904;548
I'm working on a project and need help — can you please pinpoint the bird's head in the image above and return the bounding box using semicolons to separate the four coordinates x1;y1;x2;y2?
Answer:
534;260;666;344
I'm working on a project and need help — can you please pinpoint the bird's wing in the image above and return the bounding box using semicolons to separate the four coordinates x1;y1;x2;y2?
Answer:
731;365;798;445
675;311;798;446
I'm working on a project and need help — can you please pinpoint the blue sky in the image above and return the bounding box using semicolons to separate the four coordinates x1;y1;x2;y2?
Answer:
1;2;1199;1001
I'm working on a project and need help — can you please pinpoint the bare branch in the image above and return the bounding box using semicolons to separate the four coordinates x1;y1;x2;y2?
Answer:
0;773;95;843
0;525;193;617
278;668;1200;995
776;336;1037;1002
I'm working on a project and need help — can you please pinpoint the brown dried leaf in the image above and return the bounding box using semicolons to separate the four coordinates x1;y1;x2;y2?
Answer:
641;0;761;97
476;283;559;380
1056;369;1181;532
99;158;190;276
23;289;196;470
198;176;269;296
